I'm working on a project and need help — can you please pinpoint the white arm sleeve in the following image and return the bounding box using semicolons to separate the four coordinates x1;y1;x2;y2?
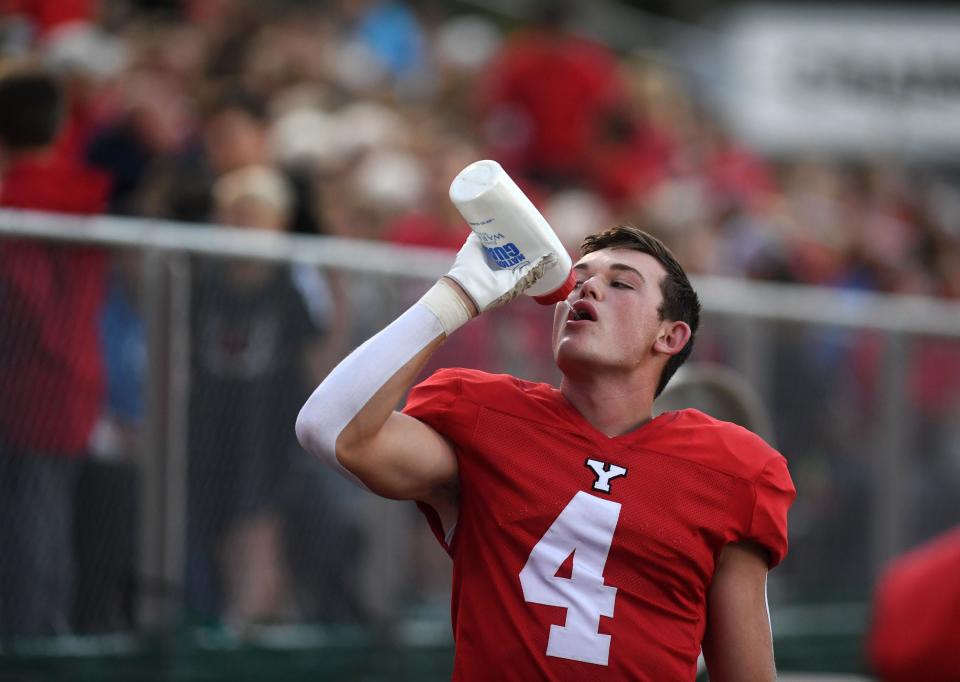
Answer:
295;301;445;487
295;238;551;487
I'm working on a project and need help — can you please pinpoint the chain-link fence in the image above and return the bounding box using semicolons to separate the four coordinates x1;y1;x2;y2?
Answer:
1;210;959;679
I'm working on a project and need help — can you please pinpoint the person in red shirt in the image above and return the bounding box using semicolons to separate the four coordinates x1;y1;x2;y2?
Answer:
0;68;110;636
868;526;960;682
1;0;96;37
297;224;795;679
477;4;625;188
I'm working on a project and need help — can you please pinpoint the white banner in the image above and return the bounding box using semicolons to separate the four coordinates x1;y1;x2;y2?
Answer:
721;7;960;156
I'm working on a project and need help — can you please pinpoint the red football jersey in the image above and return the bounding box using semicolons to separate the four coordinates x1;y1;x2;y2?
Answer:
404;369;795;681
868;526;960;682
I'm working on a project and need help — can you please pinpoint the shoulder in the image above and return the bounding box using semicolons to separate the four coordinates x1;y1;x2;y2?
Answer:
404;369;545;441
407;369;561;422
663;408;786;481
412;368;545;402
662;410;795;566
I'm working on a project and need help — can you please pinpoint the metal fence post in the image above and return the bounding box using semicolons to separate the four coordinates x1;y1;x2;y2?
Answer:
870;332;910;581
139;248;168;626
164;253;191;622
138;249;191;627
729;315;773;406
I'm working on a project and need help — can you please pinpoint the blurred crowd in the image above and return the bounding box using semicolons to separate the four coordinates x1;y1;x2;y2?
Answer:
1;0;958;295
1;0;959;649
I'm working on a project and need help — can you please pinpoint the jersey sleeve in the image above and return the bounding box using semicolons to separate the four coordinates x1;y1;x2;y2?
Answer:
745;455;796;567
868;528;960;682
404;368;469;437
404;368;479;555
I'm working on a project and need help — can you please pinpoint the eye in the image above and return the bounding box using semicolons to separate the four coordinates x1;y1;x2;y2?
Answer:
611;281;634;290
573;281;584;289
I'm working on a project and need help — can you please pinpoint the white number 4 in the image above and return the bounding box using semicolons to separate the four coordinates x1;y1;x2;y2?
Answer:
519;491;621;666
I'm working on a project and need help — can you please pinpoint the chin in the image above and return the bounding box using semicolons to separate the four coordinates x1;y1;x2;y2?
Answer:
555;342;608;377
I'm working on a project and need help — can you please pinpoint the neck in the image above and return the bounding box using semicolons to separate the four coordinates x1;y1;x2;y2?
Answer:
559;368;657;437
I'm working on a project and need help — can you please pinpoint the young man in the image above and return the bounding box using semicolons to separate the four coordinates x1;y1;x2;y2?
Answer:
297;225;795;680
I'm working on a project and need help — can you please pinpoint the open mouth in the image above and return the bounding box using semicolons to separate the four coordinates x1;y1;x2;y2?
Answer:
568;300;598;322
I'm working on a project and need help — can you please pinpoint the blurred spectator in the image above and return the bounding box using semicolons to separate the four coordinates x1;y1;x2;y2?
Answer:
0;0;955;310
72;253;143;634
203;89;323;235
186;165;360;627
381;132;470;250
433;13;501;78
0;67;110;636
585;58;678;210
477;2;625;188
868;526;960;682
2;0;97;38
77;60;193;633
345;0;426;85
87;69;193;215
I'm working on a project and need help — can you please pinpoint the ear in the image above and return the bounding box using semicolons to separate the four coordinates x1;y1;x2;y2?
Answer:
654;320;691;357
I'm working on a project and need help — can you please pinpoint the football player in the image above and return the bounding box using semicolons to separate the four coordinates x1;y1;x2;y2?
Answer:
297;225;795;680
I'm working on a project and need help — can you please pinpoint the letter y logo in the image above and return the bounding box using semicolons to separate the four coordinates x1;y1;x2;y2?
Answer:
585;459;628;494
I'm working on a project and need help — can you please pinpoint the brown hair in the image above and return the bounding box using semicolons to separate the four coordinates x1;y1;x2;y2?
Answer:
0;70;64;153
581;225;701;397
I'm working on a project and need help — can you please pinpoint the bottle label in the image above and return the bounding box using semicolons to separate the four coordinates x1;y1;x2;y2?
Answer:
473;230;529;269
483;242;527;268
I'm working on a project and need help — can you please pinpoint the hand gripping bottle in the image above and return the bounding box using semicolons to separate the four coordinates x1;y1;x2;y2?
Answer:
449;160;576;305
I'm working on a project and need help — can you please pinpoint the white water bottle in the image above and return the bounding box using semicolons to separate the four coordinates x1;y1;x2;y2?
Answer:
448;160;575;305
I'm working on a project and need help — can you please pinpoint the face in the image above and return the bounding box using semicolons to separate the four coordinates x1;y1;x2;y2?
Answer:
552;247;673;376
204;110;267;174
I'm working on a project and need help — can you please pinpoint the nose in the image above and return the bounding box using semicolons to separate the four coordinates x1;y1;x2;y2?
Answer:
579;274;603;300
